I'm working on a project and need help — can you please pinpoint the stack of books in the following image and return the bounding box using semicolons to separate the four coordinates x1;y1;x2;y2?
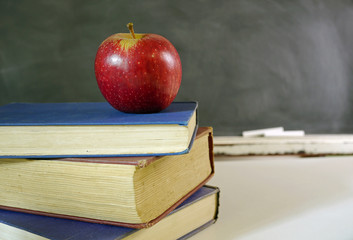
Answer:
0;101;220;240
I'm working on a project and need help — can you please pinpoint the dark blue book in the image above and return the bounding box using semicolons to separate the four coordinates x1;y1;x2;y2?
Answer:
0;102;197;158
0;186;219;240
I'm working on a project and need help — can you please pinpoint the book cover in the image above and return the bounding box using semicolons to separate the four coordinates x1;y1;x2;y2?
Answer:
0;127;214;229
0;102;196;126
0;186;220;240
0;101;198;158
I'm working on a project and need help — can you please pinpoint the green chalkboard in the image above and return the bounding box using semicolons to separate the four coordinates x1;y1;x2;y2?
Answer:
1;0;353;135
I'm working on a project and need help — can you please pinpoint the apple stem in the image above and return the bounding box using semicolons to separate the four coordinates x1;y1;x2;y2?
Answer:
127;23;136;39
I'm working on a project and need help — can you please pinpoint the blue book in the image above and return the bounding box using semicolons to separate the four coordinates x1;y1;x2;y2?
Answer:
0;186;219;240
0;102;198;158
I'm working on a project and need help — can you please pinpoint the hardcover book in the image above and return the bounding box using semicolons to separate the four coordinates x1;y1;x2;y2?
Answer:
0;186;220;240
0;101;197;158
0;127;214;228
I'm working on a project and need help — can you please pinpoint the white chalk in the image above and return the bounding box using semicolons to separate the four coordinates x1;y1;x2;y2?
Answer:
242;127;284;137
264;130;305;137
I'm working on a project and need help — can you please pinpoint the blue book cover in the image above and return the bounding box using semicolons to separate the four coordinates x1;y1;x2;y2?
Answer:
0;102;197;126
0;186;219;240
0;102;198;158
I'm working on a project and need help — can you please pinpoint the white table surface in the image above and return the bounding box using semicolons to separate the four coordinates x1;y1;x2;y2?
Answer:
190;155;353;240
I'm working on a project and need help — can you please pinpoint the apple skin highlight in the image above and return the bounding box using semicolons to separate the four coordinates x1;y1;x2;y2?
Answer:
95;30;182;113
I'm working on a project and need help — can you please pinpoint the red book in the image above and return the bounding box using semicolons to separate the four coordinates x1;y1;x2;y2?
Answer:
0;127;214;229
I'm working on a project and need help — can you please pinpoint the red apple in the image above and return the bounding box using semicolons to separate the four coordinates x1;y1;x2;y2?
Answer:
94;23;182;113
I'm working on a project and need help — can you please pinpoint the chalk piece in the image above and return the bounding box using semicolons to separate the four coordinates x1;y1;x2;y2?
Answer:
264;130;305;137
242;127;284;137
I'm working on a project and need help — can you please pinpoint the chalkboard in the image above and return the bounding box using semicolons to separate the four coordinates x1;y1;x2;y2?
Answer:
1;0;353;135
